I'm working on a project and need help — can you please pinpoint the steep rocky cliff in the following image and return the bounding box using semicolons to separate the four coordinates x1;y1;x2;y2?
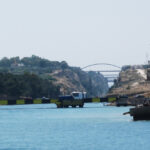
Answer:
50;68;108;97
108;65;150;97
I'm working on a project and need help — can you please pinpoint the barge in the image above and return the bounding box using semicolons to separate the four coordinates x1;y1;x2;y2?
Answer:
124;105;150;121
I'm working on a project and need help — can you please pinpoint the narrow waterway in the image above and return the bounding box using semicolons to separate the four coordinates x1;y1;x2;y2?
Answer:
0;104;150;150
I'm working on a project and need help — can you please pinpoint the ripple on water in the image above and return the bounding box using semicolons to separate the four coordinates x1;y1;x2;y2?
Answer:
0;104;150;150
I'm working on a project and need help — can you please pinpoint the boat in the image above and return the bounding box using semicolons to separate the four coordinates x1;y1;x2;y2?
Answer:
124;105;150;121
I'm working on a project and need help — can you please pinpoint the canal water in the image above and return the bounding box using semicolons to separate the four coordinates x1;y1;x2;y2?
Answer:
0;103;150;150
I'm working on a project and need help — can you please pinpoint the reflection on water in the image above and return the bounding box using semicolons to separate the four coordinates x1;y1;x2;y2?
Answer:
0;104;150;150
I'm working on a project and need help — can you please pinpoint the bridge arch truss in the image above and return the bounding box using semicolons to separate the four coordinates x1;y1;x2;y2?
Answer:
82;63;122;84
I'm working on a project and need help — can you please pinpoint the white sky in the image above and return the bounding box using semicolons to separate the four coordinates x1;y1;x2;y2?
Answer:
0;0;150;68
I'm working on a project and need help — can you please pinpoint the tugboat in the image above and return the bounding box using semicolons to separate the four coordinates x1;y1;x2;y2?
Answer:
123;100;150;121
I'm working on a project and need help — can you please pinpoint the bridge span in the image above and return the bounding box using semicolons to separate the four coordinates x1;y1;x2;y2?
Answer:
82;63;122;84
1;96;149;108
82;63;121;70
0;97;117;107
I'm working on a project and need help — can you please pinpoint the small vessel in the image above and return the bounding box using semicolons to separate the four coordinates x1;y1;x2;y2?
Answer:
124;105;150;121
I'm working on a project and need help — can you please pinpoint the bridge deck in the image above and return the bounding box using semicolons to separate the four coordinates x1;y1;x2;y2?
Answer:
0;97;117;106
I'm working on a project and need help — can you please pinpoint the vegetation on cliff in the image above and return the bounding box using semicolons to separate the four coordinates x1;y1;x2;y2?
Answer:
0;55;108;97
0;72;60;99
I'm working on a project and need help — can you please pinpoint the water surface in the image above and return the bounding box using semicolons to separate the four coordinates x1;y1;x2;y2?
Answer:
0;104;150;150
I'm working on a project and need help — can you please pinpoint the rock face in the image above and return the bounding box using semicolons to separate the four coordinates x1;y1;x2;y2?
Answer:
0;56;109;97
87;71;108;97
50;68;108;97
108;65;150;97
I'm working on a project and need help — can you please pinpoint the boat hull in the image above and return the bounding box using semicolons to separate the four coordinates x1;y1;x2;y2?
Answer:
130;106;150;121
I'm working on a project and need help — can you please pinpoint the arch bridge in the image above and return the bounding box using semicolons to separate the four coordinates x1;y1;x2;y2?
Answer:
82;63;122;83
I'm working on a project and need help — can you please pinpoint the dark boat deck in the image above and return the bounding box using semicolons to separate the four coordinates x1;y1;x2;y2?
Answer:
130;106;150;121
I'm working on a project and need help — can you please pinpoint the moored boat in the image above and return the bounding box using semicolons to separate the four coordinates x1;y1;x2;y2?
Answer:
130;106;150;121
124;105;150;121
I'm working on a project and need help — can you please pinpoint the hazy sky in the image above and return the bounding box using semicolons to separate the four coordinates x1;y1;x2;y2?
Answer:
0;0;150;68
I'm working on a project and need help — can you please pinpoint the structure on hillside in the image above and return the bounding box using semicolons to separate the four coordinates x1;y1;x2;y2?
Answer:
147;68;150;81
